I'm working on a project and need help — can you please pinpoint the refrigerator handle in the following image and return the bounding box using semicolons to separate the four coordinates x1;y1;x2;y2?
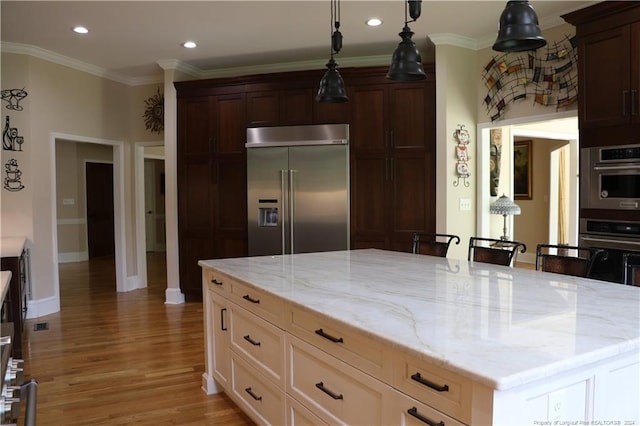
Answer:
280;170;287;256
289;169;295;254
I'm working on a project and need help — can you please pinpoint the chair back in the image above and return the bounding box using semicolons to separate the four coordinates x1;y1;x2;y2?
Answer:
412;233;460;258
623;253;640;286
535;244;608;278
467;237;526;267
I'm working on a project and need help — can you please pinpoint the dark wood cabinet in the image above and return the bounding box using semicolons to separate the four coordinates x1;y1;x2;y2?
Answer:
176;66;435;299
1;243;28;359
350;81;436;252
177;94;247;300
563;2;640;148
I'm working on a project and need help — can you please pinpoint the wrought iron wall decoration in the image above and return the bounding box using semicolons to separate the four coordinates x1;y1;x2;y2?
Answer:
143;88;164;134
1;88;28;111
4;158;24;191
453;124;470;187
3;115;24;151
482;35;577;121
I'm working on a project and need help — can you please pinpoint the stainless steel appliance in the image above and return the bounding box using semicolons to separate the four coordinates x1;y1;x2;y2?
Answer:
579;218;640;283
581;144;640;210
246;124;349;256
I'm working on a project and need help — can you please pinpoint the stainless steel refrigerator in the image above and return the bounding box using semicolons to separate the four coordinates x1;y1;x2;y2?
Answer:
246;124;349;256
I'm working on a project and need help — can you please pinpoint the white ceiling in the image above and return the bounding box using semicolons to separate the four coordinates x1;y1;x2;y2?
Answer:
1;1;598;84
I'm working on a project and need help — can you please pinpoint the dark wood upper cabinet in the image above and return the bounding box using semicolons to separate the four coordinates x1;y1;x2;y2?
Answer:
279;89;313;125
247;91;279;127
563;2;640;147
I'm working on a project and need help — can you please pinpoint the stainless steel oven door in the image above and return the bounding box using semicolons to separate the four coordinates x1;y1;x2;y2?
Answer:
579;233;640;283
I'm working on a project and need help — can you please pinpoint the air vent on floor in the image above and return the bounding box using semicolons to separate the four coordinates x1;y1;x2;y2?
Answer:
33;322;49;331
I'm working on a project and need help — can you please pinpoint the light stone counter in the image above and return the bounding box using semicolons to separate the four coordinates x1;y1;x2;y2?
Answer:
199;249;640;392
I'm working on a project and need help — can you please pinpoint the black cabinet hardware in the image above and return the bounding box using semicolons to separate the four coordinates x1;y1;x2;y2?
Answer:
243;335;261;346
242;294;260;304
220;308;227;331
315;382;343;400
407;407;445;426
245;387;262;401
211;278;223;286
410;372;449;392
314;328;344;343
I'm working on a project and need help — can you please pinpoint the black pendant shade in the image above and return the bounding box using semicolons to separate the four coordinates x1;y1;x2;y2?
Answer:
492;1;547;52
387;0;426;81
317;0;348;103
316;58;348;103
387;25;426;81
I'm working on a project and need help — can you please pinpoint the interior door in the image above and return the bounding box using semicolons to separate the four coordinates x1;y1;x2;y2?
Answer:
86;162;115;258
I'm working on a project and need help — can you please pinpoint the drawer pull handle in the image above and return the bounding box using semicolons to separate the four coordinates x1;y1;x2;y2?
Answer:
244;387;262;401
411;373;449;392
242;294;260;304
315;382;343;400
315;328;344;343
243;335;261;346
220;308;227;331
407;407;445;426
211;278;223;286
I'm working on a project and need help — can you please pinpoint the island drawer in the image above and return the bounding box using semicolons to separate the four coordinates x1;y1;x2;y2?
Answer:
231;280;286;327
286;334;388;425
393;352;472;424
205;268;233;295
230;352;285;426
230;304;285;387
386;386;466;426
287;305;392;381
286;395;328;425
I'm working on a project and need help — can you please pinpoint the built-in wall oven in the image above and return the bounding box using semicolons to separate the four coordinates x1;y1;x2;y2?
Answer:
581;144;640;210
579;219;640;283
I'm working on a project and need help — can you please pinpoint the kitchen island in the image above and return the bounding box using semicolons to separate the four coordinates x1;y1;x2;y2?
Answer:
200;249;640;425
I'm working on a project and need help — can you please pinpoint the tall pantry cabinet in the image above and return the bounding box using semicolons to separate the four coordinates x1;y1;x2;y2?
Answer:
176;66;436;300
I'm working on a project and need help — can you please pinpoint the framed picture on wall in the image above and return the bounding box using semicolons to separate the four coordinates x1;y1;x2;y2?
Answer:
514;140;532;200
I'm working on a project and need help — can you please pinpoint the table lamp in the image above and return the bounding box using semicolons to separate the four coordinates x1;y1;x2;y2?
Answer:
490;194;521;240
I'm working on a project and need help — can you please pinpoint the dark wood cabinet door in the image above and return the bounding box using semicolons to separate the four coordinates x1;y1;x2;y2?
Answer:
280;89;313;125
350;86;387;154
247;91;278;126
178;97;212;156
579;25;631;128
350;155;389;249
390;85;430;150
632;22;640;124
213;94;246;154
313;97;350;124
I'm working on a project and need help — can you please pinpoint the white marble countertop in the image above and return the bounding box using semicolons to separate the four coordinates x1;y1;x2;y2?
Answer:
1;271;11;303
0;237;26;258
199;249;640;391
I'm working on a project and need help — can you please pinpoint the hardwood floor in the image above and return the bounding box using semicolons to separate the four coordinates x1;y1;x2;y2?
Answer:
20;253;253;426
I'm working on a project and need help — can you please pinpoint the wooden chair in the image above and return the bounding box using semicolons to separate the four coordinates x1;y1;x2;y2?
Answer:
535;244;609;278
467;237;526;267
412;233;461;258
623;253;640;286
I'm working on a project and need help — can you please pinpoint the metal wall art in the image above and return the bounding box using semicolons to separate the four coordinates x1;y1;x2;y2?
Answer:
2;115;24;151
4;158;24;191
453;124;470;187
482;35;577;121
143;88;164;134
1;88;28;111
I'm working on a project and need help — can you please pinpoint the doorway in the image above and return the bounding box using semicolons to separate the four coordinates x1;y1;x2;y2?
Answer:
86;162;115;258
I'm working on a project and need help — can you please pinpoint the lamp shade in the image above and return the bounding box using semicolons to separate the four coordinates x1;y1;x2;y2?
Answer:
492;1;547;52
490;194;521;216
386;26;426;81
316;58;349;103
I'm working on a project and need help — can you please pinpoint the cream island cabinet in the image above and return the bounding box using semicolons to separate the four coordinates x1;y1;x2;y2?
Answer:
199;249;640;426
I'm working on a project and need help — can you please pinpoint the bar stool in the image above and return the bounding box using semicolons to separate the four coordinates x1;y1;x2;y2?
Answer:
536;244;608;278
468;237;526;267
412;233;460;258
623;253;640;286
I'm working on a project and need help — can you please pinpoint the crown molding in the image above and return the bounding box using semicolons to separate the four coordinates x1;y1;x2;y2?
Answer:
429;33;481;50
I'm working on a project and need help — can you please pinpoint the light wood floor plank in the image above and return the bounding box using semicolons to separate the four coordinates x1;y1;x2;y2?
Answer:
20;253;254;426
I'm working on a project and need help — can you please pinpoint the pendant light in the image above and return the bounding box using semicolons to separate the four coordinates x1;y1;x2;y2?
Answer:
492;1;547;52
317;0;348;103
387;0;426;81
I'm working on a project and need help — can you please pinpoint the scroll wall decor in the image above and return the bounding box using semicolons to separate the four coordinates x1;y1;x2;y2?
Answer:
453;124;470;188
1;87;28;191
482;35;577;121
1;88;28;111
143;88;164;134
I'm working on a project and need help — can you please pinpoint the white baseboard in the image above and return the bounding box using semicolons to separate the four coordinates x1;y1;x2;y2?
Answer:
201;372;222;395
124;275;145;292
26;295;60;318
57;251;88;263
165;287;185;304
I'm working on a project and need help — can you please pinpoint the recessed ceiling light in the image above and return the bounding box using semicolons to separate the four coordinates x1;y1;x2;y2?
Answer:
182;41;197;49
366;18;382;27
72;26;89;34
